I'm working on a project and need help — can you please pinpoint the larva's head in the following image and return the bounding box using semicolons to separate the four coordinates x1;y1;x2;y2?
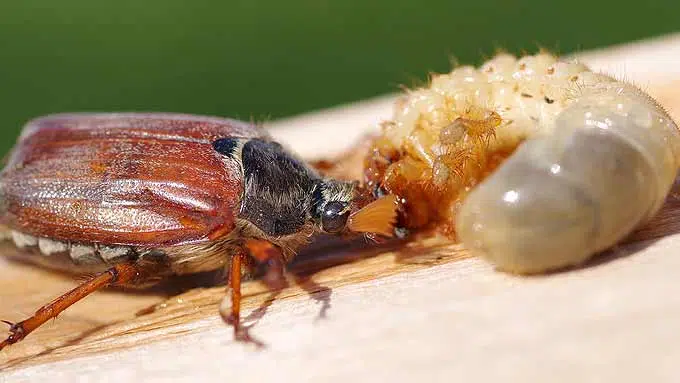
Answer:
312;179;398;237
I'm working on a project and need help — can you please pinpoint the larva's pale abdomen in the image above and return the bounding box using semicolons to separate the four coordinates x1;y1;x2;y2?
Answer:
365;53;680;273
457;86;680;273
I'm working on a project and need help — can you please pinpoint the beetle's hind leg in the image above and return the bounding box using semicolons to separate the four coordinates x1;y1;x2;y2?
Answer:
0;259;169;351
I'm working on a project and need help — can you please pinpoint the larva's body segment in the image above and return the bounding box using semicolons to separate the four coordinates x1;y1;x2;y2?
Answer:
366;53;680;273
458;84;680;273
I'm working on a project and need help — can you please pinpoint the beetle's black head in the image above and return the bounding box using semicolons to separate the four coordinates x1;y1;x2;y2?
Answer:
311;179;355;234
312;179;399;238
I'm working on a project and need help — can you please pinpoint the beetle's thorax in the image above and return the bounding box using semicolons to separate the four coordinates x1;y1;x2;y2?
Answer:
232;138;354;247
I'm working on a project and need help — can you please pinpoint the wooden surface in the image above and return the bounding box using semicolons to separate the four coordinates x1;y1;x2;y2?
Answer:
3;34;680;382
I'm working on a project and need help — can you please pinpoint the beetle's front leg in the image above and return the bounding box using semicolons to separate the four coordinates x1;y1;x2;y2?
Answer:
219;240;286;345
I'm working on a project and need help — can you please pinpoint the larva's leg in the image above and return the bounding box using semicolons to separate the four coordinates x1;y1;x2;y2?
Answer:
0;261;166;350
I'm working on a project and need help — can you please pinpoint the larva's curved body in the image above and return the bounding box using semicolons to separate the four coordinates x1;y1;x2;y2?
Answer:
365;53;680;273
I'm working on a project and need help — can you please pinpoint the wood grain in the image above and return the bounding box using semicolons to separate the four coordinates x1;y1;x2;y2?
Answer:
0;234;474;369
3;34;680;381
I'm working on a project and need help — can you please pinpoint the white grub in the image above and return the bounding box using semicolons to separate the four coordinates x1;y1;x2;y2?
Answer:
11;231;38;248
388;52;679;274
38;237;69;256
98;245;131;262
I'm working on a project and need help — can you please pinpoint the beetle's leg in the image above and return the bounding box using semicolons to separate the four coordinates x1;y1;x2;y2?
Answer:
220;247;266;346
218;241;287;318
0;261;164;351
244;239;287;290
220;248;245;328
219;241;286;346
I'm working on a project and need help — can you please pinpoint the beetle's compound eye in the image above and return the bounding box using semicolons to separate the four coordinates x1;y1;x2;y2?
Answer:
321;201;349;233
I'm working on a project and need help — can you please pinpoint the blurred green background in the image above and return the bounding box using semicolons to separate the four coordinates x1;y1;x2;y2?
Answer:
0;1;677;155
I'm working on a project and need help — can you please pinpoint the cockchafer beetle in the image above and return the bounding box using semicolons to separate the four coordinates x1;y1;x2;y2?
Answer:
0;113;398;349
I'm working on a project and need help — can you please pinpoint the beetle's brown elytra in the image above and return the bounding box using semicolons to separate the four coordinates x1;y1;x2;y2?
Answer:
0;113;398;350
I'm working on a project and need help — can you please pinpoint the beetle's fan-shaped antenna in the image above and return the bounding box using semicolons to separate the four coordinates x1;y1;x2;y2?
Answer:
348;195;398;237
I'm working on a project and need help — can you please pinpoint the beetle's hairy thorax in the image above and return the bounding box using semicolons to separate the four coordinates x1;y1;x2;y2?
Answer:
236;138;321;237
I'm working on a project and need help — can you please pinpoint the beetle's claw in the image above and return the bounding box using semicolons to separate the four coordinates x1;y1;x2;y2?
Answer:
233;323;265;349
217;302;265;349
0;320;26;351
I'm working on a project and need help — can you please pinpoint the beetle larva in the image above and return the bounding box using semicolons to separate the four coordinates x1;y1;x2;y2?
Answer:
365;52;680;274
0;113;397;350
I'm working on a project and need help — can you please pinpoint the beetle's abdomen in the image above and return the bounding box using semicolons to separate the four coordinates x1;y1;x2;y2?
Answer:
0;224;241;276
0;226;140;274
